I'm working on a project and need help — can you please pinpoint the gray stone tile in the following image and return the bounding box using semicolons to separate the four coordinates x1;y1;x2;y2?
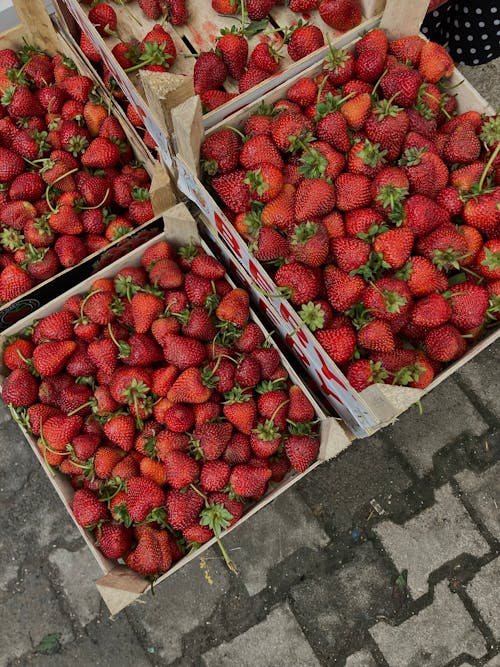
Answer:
460;59;500;109
387;381;488;476
467;557;500;641
0;399;12;426
461;657;500;667
202;602;320;667
370;581;487;667
0;419;38;502
298;436;411;533
127;547;230;663
0;567;74;664
291;543;393;659
457;341;500;419
223;489;329;595
345;650;377;667
456;464;500;540
49;547;102;627
374;484;489;598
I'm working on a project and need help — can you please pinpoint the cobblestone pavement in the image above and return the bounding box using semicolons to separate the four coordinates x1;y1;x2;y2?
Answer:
1;61;500;667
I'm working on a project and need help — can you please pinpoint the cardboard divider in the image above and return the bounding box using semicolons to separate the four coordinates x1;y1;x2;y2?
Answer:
54;0;383;167
172;16;497;437
0;203;353;615
0;1;177;331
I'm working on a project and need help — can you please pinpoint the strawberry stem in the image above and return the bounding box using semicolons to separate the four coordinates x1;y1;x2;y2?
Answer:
478;141;500;192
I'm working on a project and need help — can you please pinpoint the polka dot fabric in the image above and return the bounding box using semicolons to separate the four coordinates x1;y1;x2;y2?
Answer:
421;1;500;65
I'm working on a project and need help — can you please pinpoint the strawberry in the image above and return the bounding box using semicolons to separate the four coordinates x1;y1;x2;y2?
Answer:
193;52;228;94
72;489;108;527
104;414;136;451
88;3;117;36
287;24;324;62
32;340;77;376
126;476;165;523
403;194;450;237
294;178;336;220
198;460;230;492
389;35;425;67
416;224;469;271
477;240;500;281
223;386;257;434
290;222;329;267
200;89;238;111
285;434;319;473
245;163;283;203
335;173;372;211
249;42;281;74
372;228;414;270
357;319;396;353
319;0;362;30
48;205;83;236
192;422;233;460
442;125;481;165
2;338;34;371
81;137;121;168
347;139;387;179
400;255;448;297
253;227;289;262
448;283;489;332
163;451;199;489
240;134;283;171
229;463;271;498
217;31;248;81
419;41;454;84
201;128;241;176
247;0;274;19
0;265;34;302
346;359;389;391
234;356;261;388
316;110;351;152
166;487;204;530
1;368;39;407
126;527;172;576
275;262;321;305
138;0;162;19
324;265;365;311
463;193;500;237
216;288;250;328
340;92;371;130
316;320;357;365
363;277;412;321
167;367;212;403
97;523;132;560
365;99;409;162
42;414;83;452
212;170;251;214
59;75;94;103
261;184;296;230
0;147;25;182
411;293;451;328
425;324;466;362
355;49;386;84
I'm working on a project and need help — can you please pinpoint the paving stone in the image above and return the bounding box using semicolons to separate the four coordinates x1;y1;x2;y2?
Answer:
457;341;500;420
0;398;12;425
345;650;377;667
456;464;500;540
127;547;230;664
0;419;38;502
49;547;102;627
0;568;74;664
374;484;489;598
370;581;487;666
467;557;500;641
223;489;329;595
461;657;500;667
290;543;393;659
460;59;500;111
385;380;488;476
297;436;411;533
202;602;320;667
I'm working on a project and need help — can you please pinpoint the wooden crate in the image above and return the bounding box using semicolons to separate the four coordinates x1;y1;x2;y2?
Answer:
172;2;497;437
0;203;353;615
0;0;177;330
54;0;383;167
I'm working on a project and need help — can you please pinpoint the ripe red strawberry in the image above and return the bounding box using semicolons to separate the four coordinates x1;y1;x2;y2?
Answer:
285;434;319;473
401;255;448;297
1;368;39;407
88;3;117;36
104;414;136;451
217;31;248;81
372;228;414;270
286;385;315;423
442;125;481;165
167;367;212;403
0;264;35;302
249;42;281;74
287;24;324;62
216;288;250;328
357;319;396;353
81;137;120;168
319;0;362;30
448;283;489;332
193;51;228;94
355;49;386;84
32;341;77;376
411;293;451;328
59;75;94;103
192;422;233;460
230;463;271;498
240;134;284;171
165;0;188;24
253;227;289;262
389;35;425;67
346;359;389;391
238;64;272;92
274;262;321;305
212;170;251;214
138;0;162;19
419;41;454;84
245;163;283;203
166;487;204;530
126;527;172;576
416;224;469;271
97;523;132;560
290;222;329;267
347;140;387;179
223;387;257;435
317;320;357;365
126;476;165;523
477;240;500;281
340;92;371;130
42;414;83;452
463;193;500;237
0;147;25;182
324;265;365;312
201;128;241;176
200;89;238;111
363;277;412;321
200;460;231;492
335;173;372;211
247;0;274;19
3;338;35;371
163;450;199;489
294;178;336;221
72;488;108;527
403;194;450;238
425;324;466;362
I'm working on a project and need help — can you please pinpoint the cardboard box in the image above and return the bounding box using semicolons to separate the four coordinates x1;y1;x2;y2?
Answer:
54;0;384;168
172;1;497;437
0;203;354;615
0;0;177;331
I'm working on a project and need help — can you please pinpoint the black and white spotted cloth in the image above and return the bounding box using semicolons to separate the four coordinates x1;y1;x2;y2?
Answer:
421;1;500;66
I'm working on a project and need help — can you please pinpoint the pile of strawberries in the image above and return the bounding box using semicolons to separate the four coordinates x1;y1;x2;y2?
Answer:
201;29;500;392
2;239;320;576
0;43;155;305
